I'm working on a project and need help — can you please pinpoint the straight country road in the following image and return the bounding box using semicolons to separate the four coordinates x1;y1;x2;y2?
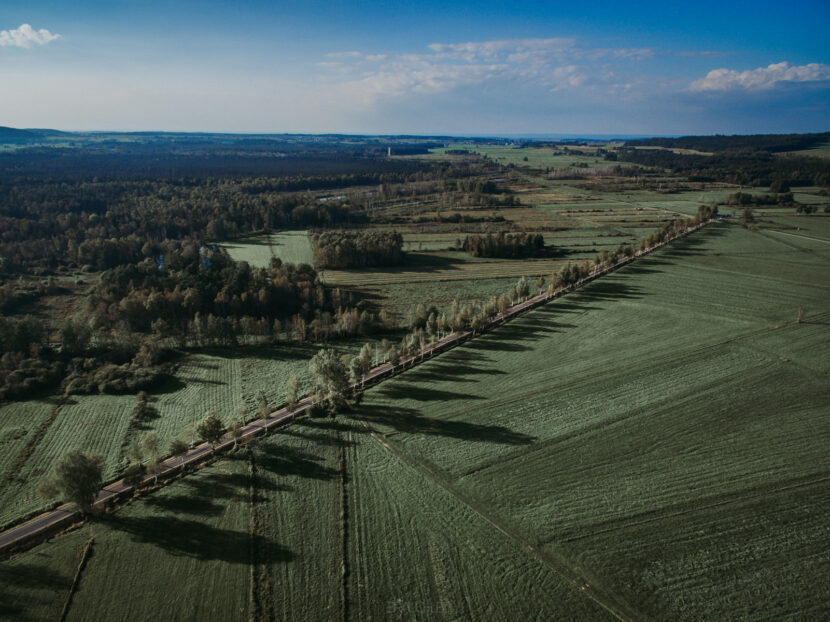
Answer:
0;219;710;558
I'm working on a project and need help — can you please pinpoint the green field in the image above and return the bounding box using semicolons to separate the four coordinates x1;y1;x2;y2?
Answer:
1;421;611;621
223;231;315;267
319;197;700;322
0;342;373;529
4;221;829;620
348;222;830;619
434;144;621;170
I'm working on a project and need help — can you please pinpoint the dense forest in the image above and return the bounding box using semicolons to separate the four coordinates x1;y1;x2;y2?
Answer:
617;149;830;187
0;160;498;272
624;132;830;154
0;242;386;401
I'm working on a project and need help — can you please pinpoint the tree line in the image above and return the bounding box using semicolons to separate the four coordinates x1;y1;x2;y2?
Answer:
461;232;546;258
310;230;405;268
616;148;830;188
32;209;718;518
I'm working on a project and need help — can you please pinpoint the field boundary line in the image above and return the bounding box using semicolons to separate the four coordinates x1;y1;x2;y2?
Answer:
764;228;830;245
59;535;94;622
552;471;830;546
355;415;646;622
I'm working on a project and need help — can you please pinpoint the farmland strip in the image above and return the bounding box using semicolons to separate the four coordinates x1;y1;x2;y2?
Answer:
431;318;789;436
248;448;272;622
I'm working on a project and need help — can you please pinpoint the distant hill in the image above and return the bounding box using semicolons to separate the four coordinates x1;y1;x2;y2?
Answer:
0;126;69;143
0;126;37;140
624;132;830;154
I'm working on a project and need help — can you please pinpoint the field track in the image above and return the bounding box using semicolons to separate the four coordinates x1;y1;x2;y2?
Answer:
356;416;645;621
0;220;710;559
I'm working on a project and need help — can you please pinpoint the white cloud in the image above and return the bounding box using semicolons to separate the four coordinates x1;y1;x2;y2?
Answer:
0;23;60;49
427;37;576;62
317;37;654;106
690;61;830;91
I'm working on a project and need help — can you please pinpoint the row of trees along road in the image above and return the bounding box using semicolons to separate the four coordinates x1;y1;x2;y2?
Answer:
33;212;713;518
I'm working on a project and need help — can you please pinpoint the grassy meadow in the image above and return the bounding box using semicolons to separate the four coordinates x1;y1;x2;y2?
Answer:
223;231;315;267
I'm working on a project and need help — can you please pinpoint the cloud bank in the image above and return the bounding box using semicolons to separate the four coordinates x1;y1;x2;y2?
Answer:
691;62;830;91
0;23;61;49
316;37;654;106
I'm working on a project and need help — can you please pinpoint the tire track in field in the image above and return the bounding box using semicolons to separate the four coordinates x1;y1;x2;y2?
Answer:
437;318;808;481
550;471;830;546
754;228;822;253
416;316;790;438
356;417;645;622
457;358;781;480
667;258;830;292
764;228;830;245
735;340;829;377
338;431;351;622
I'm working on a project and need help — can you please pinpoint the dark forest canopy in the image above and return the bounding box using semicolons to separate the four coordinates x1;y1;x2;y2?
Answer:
624;133;830;154
617;149;830;187
0;158;498;271
0;130;502;179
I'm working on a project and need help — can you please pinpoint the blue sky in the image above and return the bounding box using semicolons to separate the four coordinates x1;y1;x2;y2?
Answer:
1;0;828;134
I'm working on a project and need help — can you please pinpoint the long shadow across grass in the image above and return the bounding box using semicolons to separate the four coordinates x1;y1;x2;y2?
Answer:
0;563;72;622
357;403;536;446
145;464;289;518
104;514;292;564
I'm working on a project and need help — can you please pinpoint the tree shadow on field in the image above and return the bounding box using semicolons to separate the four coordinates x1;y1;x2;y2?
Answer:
462;338;533;353
357;403;536;445
0;563;71;622
377;383;487;403
144;493;228;518
104;515;293;564
255;443;340;481
660;222;727;258
132;401;161;431
275;427;357;448
225;236;273;247
403;360;508;384
146;373;186;395
568;278;645;304
400;252;459;269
